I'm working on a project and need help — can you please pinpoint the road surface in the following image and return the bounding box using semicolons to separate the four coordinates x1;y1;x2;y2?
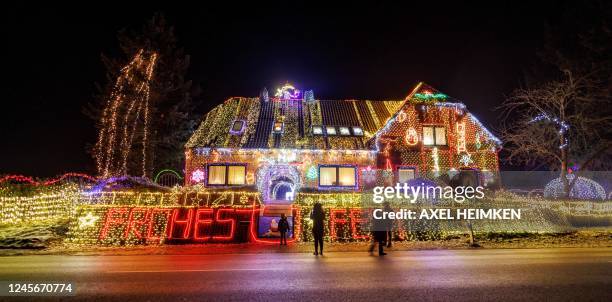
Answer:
0;248;610;301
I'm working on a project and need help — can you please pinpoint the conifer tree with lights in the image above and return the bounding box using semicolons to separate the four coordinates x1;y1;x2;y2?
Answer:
86;13;196;178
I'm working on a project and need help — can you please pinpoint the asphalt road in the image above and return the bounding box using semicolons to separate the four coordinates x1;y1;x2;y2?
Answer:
0;248;610;301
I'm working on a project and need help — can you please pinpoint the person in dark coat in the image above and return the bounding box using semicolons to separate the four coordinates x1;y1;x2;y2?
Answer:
384;202;394;248
278;213;289;246
310;202;325;256
368;217;388;256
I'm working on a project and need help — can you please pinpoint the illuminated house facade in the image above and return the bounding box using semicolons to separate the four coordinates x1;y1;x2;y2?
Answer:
185;82;500;198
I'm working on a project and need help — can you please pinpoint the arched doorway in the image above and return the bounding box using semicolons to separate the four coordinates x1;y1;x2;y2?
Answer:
256;165;301;202
270;177;295;201
255;165;301;240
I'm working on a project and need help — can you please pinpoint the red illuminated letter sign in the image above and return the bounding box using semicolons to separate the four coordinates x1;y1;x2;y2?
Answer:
146;208;173;243
124;208;150;239
214;208;236;240
349;208;369;240
168;208;194;239
329;209;347;240
99;208;128;240
193;208;213;241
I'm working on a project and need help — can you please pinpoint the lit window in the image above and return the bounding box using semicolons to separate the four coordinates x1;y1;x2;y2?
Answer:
352;127;363;136
423;126;447;146
326;126;337;135
230;120;245;134
319;165;357;187
227;166;246;185
339;127;351;135
312;126;323;135
338;167;356;186
398;167;416;183
207;165;226;185
207;164;246;186
319;167;337;186
273;122;283;133
435;127;447;145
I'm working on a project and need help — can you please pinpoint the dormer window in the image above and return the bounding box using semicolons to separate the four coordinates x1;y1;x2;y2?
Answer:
326;126;337;135
312;126;323;135
352;127;364;136
273;122;284;133
230;120;245;135
339;127;351;135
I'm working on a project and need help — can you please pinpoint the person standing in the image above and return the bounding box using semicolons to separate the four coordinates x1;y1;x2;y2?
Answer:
310;202;325;256
368;217;387;256
278;213;289;246
384;202;394;248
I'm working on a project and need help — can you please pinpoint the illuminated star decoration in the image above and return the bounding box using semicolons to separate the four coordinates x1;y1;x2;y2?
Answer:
78;212;99;228
459;153;474;166
191;169;205;183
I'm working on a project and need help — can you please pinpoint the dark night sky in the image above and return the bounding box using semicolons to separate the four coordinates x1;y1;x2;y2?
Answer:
0;1;585;177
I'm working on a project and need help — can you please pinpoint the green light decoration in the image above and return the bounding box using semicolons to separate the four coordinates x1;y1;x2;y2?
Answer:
306;165;318;180
153;169;184;183
412;92;448;101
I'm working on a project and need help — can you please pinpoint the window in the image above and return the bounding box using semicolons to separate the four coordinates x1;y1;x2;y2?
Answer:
207;165;226;185
352;127;364;136
435;127;447;145
227;166;246;185
338;167;356;186
319;165;357;187
398;167;416;183
312;126;323;135
326;126;337;135
319;167;337;186
273;122;283;133
423;126;447;146
339;127;351;135
207;164;246;186
230;120;245;134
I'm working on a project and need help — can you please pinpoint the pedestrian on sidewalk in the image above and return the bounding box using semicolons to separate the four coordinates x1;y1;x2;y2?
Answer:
384;202;394;248
310;202;325;256
369;203;389;256
278;213;289;246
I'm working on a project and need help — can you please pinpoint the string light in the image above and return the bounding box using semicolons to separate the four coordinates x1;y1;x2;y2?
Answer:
405;127;418;146
95;49;158;178
529;113;570;149
78;212;99;228
456;121;466;152
191;169;205;183
459;152;474;167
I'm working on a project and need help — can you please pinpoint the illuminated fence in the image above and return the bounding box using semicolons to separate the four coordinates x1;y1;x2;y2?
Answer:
2;184;611;246
1;186;262;225
77;190;261;207
0;189;80;224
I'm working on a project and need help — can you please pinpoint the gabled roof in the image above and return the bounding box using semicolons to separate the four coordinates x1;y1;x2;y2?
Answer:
186;82;500;150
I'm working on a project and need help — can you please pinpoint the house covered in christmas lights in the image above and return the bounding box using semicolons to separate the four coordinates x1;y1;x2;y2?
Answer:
185;82;501;239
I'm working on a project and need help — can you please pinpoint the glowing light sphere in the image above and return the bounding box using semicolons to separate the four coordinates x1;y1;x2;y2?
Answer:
544;174;606;200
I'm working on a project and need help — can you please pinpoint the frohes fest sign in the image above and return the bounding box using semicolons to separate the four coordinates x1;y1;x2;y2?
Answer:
72;206;372;244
